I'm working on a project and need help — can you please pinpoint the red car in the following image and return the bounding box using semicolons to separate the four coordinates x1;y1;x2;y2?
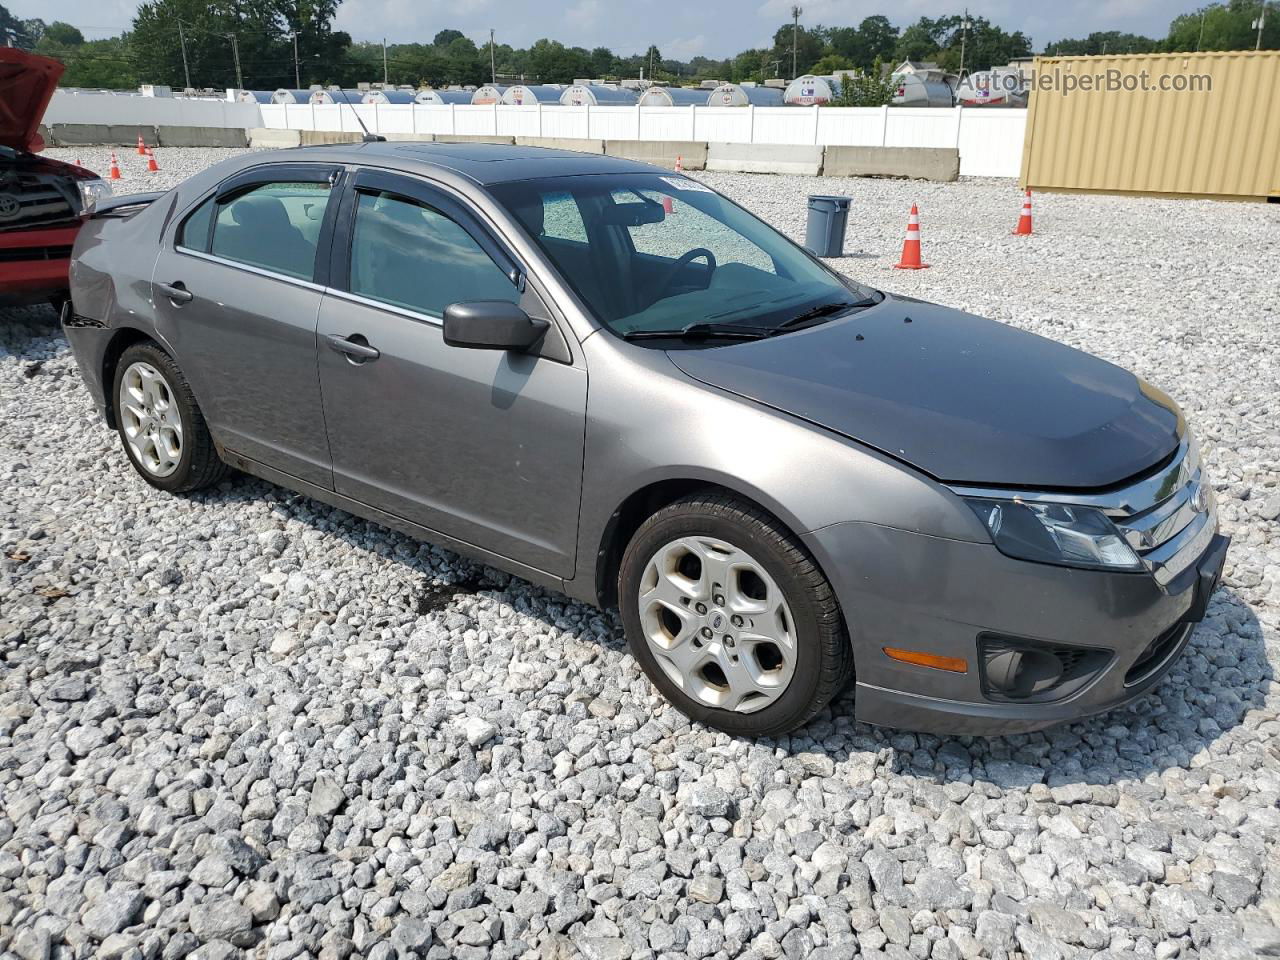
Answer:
0;48;111;306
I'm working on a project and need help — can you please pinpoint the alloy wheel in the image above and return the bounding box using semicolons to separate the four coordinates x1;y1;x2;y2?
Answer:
119;361;183;478
637;536;797;713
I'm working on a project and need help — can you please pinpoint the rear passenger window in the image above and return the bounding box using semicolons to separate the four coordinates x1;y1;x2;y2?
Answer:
349;190;518;317
208;182;331;280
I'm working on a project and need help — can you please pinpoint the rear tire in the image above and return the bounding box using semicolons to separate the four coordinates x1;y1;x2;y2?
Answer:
618;491;852;737
112;342;230;493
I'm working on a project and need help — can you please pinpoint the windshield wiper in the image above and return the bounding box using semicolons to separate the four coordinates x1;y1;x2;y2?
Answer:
768;298;878;335
622;323;770;342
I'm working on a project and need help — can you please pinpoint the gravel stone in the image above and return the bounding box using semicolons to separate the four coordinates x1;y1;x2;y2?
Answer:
2;158;1279;960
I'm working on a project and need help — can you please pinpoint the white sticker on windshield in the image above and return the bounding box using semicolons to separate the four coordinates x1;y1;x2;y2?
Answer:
660;176;712;193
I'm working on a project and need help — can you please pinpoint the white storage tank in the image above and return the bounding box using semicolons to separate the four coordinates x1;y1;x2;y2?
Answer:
309;89;363;104
783;75;840;105
559;84;639;106
362;89;416;104
239;90;275;104
955;69;1027;107
891;73;954;107
471;85;508;105
501;84;563;105
270;89;312;104
706;83;784;107
637;86;710;107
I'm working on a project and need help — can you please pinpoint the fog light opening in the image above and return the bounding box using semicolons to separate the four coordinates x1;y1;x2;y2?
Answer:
984;649;1063;699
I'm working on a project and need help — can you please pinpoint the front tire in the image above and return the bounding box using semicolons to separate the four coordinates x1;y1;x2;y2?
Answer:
618;492;852;737
113;342;229;493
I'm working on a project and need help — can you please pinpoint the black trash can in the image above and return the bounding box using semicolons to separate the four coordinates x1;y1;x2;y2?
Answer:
804;195;851;257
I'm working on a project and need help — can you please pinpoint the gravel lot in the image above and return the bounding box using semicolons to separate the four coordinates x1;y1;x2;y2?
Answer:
3;148;1280;960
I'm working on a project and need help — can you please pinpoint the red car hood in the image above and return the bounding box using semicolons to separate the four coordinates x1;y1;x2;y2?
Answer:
0;48;63;153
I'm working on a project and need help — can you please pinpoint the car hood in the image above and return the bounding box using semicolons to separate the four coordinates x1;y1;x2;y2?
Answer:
667;296;1182;490
0;48;63;153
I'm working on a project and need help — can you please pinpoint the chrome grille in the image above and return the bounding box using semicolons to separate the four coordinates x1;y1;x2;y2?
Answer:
0;172;79;229
1107;437;1216;585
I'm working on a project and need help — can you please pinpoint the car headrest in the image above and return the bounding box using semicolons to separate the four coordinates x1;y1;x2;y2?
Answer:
230;195;293;232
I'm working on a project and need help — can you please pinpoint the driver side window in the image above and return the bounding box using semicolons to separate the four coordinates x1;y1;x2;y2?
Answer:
349;190;520;318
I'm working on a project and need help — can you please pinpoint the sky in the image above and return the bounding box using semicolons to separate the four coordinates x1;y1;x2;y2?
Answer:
11;0;1206;57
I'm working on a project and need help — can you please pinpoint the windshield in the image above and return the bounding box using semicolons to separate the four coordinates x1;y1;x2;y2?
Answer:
487;173;877;342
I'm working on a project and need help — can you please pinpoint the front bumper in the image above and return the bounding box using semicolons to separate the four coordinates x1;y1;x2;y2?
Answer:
804;519;1229;736
0;224;79;305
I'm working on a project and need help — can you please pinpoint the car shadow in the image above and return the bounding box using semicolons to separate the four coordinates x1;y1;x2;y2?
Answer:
199;472;1271;790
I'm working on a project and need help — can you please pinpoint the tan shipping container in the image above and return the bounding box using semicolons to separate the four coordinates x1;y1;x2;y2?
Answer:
1020;50;1280;201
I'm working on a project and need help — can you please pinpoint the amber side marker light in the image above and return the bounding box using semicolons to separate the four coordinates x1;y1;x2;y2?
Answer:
883;647;968;674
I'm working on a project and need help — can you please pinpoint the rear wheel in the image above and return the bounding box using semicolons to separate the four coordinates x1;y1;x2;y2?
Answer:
618;492;852;737
113;342;229;493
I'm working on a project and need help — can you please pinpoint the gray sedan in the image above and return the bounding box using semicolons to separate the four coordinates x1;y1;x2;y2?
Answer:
63;143;1228;737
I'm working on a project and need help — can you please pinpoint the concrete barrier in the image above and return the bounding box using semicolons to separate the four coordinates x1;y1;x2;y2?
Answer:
823;146;959;182
381;133;435;142
706;143;824;176
604;140;706;170
48;124;158;148
248;128;302;149
514;136;605;154
433;134;516;145
299;130;363;145
158;125;247;148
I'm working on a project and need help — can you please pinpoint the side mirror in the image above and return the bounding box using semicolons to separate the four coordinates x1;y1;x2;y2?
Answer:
442;300;549;352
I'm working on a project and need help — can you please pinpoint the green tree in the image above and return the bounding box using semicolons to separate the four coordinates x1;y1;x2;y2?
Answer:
771;22;824;76
1043;31;1159;56
831;57;896;106
1165;0;1278;51
589;46;615;78
809;54;854;76
827;15;898;70
526;38;591;84
0;3;39;47
41;21;84;46
432;28;464;47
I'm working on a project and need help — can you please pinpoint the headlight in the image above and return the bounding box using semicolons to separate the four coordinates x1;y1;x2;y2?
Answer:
964;497;1141;571
78;178;113;216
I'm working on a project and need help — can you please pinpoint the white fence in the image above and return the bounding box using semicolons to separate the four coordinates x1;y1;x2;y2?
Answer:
259;103;1027;178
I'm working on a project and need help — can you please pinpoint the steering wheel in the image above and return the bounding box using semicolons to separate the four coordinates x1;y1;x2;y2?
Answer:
654;248;717;302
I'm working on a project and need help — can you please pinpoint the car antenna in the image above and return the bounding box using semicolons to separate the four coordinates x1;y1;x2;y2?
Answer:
343;100;386;142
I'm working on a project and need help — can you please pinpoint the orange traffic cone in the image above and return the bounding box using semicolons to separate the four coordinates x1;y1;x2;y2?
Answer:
108;152;121;180
137;134;146;155
674;155;683;172
1012;189;1033;235
662;195;674;215
893;204;929;270
146;148;159;173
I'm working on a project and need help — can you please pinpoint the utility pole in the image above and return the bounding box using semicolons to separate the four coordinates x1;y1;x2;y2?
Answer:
177;19;192;90
289;31;301;88
382;38;388;85
791;5;802;79
1196;10;1207;50
958;9;972;78
1254;2;1268;50
489;29;496;83
226;33;243;92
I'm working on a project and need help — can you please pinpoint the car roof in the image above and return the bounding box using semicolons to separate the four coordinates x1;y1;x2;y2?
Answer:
307;141;660;185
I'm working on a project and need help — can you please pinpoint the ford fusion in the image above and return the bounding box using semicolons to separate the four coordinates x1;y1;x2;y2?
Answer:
63;143;1228;737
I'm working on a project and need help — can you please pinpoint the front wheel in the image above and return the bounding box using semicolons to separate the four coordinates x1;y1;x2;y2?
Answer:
618;492;852;737
113;342;230;493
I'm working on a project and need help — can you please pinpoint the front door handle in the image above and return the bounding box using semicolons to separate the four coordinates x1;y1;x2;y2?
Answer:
158;281;193;304
325;333;380;362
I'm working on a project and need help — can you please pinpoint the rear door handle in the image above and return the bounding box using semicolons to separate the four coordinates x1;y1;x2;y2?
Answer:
325;334;380;362
158;281;193;304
